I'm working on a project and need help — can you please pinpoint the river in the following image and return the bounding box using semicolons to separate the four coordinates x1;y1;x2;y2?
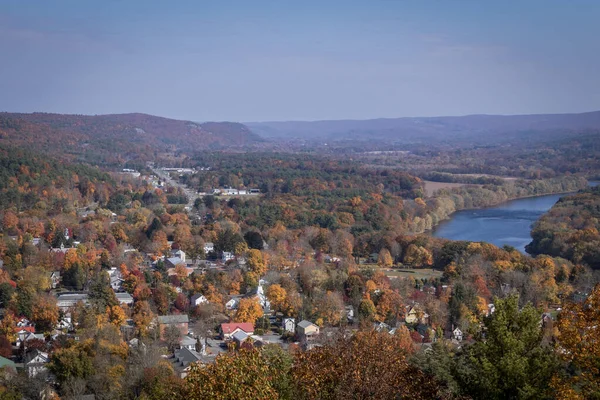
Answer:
431;193;569;253
432;182;599;253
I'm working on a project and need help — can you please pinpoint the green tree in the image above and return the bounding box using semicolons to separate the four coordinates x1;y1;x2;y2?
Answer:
453;294;557;400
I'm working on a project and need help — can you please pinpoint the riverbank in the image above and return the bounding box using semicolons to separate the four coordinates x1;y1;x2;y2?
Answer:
409;176;589;234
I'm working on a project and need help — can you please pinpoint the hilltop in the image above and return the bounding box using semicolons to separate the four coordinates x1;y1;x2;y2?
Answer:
0;112;263;165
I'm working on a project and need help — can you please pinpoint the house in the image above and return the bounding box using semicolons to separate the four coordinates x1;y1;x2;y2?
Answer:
158;315;189;340
180;335;197;351
221;252;235;263
115;292;134;306
56;293;89;310
220;322;254;340
405;306;429;325
225;298;239;310
49;271;61;289
24;349;49;378
51;243;71;254
173;250;186;262
374;322;391;333
56;316;72;331
16;331;44;347
297;320;319;339
16;317;33;328
190;294;208;307
204;242;214;254
232;330;250;347
453;327;463;342
282;318;295;333
108;268;124;290
165;256;186;269
172;347;204;378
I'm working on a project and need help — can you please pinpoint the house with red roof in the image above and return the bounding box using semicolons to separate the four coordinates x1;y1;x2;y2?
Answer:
220;322;254;340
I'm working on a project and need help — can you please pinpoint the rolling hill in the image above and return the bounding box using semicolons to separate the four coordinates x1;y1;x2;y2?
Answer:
247;111;600;145
0;112;263;165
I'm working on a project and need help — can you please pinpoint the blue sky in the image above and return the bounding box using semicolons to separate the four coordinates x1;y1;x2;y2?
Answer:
1;0;599;121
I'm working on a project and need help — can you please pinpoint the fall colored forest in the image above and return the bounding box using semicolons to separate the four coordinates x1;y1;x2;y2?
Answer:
0;112;599;399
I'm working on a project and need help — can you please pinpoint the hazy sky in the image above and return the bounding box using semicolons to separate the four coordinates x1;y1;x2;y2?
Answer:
1;0;600;121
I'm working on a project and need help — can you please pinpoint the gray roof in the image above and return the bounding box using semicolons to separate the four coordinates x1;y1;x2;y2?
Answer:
174;347;202;367
298;320;316;329
57;293;89;301
158;314;189;324
232;330;249;342
115;292;133;301
181;336;196;346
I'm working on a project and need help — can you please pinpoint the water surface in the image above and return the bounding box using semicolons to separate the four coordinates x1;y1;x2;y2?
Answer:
432;193;566;253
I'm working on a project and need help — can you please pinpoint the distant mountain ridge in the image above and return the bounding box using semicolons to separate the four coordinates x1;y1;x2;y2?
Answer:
0;112;262;164
246;111;600;143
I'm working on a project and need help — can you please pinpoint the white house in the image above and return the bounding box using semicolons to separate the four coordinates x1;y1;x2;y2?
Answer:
190;293;208;307
453;327;463;342
204;242;214;254
225;298;239;310
282;318;296;333
24;350;49;378
221;252;235;263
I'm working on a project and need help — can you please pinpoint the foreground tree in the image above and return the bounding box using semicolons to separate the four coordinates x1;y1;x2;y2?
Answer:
453;294;557;400
293;330;442;399
552;283;600;399
185;348;279;400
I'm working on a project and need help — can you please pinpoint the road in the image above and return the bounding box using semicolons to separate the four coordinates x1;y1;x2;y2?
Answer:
151;167;200;209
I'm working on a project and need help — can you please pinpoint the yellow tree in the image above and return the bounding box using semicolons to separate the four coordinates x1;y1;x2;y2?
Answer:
377;248;393;267
31;295;59;333
552;284;600;399
133;300;154;337
0;312;17;342
234;298;263;325
106;305;127;327
266;284;287;313
246;249;266;276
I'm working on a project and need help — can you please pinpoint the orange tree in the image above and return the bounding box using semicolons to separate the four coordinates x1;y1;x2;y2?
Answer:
552;284;600;399
292;330;441;399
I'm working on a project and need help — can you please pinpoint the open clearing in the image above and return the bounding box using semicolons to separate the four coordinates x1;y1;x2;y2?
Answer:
423;181;471;197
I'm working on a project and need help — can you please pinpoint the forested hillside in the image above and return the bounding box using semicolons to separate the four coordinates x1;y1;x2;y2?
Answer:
0;112;262;166
0;145;114;213
527;186;600;268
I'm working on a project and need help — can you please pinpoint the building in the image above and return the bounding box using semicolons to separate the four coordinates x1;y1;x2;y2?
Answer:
221;252;235;263
282;318;295;333
232;330;250;347
115;292;134;306
204;242;214;254
24;350;49;378
56;293;89;310
172;347;204;378
297;320;320;339
180;335;197;351
453;327;463;342
158;314;189;340
220;322;254;340
190;293;208;307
